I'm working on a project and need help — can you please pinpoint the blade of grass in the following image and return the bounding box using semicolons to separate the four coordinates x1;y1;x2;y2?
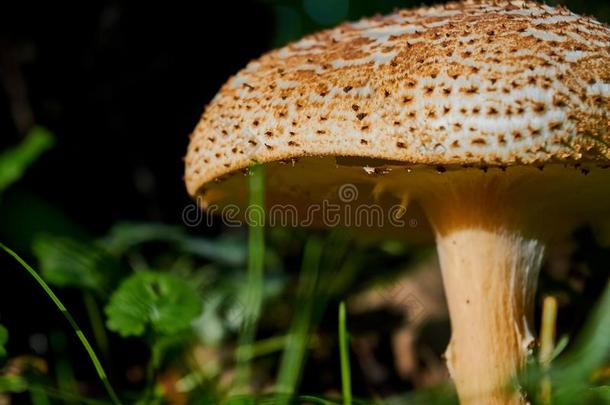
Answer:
339;301;352;405
235;335;298;362
297;395;343;405
50;331;78;405
259;394;343;404
233;164;265;392
550;336;569;362
274;231;352;403
316;230;352;299
83;291;111;358
309;229;353;336
0;243;122;405
276;236;323;397
539;296;558;405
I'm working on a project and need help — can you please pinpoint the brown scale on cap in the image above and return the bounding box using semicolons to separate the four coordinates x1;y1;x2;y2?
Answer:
185;0;610;196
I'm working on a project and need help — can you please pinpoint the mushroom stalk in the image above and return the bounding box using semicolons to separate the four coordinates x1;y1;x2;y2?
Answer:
423;183;545;405
436;228;544;404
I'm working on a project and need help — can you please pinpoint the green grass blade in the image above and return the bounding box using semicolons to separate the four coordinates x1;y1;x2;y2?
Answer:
0;243;122;405
235;335;290;362
50;332;78;405
276;236;323;396
339;301;352;405
258;394;342;404
234;164;266;392
83;291;111;358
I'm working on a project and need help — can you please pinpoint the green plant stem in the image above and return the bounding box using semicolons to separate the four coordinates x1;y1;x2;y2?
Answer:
235;334;298;361
539;295;558;405
83;291;111;358
0;243;122;405
276;237;323;397
339;301;352;405
50;331;78;405
140;343;162;404
234;164;265;392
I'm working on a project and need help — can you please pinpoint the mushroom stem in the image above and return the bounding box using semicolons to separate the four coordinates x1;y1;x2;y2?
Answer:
419;175;546;404
436;228;544;404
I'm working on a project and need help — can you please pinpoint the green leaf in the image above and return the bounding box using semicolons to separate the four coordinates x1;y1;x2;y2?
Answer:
102;223;185;256
552;280;610;384
0;126;54;194
588;386;610;401
33;234;120;293
105;271;202;337
0;324;8;358
191;273;286;346
103;222;247;266
180;234;247;267
0;190;87;253
0;375;28;393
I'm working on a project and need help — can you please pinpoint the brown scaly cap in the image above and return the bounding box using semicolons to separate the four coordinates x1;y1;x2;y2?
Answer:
185;0;610;197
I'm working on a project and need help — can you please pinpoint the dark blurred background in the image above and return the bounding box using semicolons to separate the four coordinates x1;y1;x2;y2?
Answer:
0;1;609;403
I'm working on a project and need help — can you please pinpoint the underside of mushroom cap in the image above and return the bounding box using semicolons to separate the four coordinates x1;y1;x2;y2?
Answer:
185;0;610;198
197;158;610;242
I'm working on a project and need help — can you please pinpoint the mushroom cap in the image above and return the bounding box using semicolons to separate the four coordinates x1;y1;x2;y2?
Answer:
184;1;610;240
185;0;610;199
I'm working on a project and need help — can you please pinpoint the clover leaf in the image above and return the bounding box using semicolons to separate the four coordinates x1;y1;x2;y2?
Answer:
105;271;202;337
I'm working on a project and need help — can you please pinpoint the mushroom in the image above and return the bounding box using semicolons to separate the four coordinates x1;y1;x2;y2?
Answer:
184;1;610;403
